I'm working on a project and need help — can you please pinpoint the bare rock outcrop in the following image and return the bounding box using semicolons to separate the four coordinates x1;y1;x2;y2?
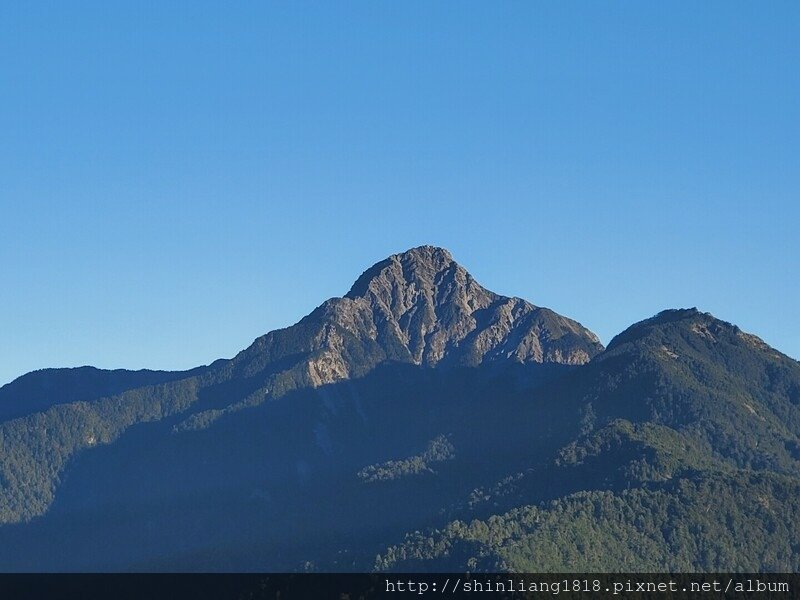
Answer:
229;246;604;389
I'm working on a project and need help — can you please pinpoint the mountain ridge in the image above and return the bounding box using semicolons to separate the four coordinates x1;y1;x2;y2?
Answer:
0;246;798;571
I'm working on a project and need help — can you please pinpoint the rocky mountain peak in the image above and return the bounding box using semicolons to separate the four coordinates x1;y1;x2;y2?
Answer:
346;245;464;300
344;246;494;328
234;247;604;389
302;246;604;373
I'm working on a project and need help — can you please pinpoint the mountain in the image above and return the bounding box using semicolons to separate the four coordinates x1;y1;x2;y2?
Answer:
0;247;798;572
0;246;601;569
374;308;800;571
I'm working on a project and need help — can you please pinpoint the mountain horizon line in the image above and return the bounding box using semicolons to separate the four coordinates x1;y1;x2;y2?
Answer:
3;244;794;390
2;244;799;571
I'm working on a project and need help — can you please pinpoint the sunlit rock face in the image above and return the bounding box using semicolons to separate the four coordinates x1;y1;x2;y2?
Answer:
234;246;604;388
338;245;603;367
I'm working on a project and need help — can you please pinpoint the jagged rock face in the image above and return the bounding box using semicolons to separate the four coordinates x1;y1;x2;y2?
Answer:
341;246;602;367
233;246;604;387
342;246;495;365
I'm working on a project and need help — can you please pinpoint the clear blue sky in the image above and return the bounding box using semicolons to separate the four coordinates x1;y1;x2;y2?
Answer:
1;2;798;385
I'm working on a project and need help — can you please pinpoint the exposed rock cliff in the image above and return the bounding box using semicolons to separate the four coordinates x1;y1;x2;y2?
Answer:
230;246;604;387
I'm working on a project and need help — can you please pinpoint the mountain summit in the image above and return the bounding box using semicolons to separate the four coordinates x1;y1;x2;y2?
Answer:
231;246;603;388
343;245;602;366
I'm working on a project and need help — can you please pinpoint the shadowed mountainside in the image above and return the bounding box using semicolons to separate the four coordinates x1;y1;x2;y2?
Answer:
374;309;800;571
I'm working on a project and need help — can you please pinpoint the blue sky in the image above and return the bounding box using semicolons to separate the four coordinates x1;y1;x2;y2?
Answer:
1;2;798;385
